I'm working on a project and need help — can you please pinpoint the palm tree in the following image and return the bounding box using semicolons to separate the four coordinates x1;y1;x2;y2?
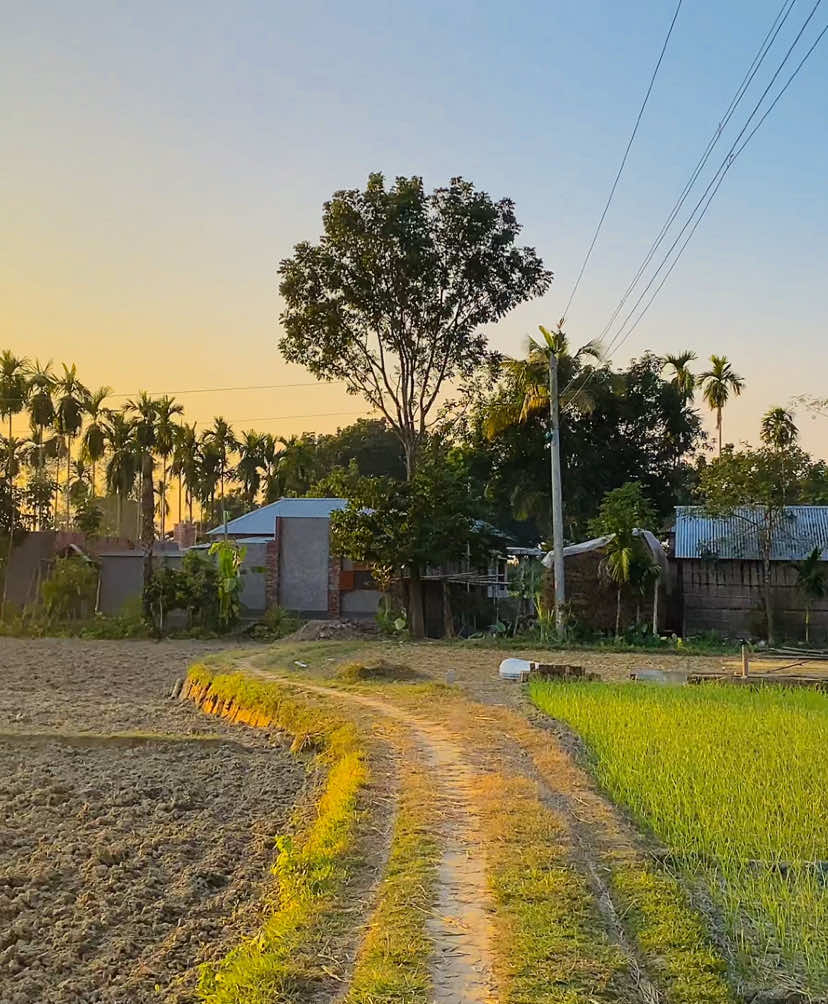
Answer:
236;430;264;506
600;538;634;638
127;392;159;550
0;352;30;444
81;386;112;499
171;422;200;524
205;416;237;530
197;434;221;523
484;324;602;438
760;407;798;451
661;350;697;401
794;547;825;645
154;395;183;540
26;357;56;468
699;355;745;454
54;363;88;527
0;435;33;483
103;410;138;535
275;434;317;496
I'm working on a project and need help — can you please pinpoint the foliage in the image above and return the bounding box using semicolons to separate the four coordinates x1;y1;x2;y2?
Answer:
322;444;496;636
208;538;246;627
698;444;826;643
794;546;826;644
278;172;551;475
40;555;98;619
462;351;705;543
699;355;744;453
530;681;828;996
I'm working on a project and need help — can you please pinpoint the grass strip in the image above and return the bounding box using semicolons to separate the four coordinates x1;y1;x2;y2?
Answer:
185;663;368;1004
610;866;732;1004
529;679;828;995
474;772;629;1004
344;757;440;1003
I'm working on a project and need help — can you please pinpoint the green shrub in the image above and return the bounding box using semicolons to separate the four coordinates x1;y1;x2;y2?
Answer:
40;556;98;620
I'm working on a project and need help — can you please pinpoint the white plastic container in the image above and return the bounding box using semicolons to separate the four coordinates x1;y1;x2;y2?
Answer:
498;658;532;682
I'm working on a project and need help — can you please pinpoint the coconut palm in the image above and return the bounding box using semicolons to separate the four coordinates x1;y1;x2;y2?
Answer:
760;406;798;451
81;386;112;498
236;430;264;505
204;416;237;529
484;324;602;438
661;350;697;401
794;547;825;645
699;355;745;454
54;363;88;526
600;538;634;638
171;422;200;524
154;395;183;540
103;411;138;535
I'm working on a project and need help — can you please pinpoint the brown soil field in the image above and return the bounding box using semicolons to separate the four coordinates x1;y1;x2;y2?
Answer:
0;639;308;1004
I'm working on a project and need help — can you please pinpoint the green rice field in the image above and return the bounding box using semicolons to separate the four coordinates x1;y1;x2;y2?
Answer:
529;680;828;996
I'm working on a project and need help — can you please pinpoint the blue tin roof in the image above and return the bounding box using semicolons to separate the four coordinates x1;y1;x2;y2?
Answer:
674;506;828;561
207;498;347;536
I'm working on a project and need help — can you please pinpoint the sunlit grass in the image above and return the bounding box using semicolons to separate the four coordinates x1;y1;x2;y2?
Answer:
186;664;369;1003
530;681;828;995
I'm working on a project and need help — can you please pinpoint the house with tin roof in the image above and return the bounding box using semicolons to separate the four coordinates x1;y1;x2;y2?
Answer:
673;506;828;641
207;498;379;619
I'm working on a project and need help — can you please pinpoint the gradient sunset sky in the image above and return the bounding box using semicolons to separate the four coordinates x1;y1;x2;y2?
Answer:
2;0;826;457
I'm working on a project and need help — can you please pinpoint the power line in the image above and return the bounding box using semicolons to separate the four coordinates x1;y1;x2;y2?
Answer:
563;1;826;409
589;0;798;356
0;380;336;406
561;0;683;322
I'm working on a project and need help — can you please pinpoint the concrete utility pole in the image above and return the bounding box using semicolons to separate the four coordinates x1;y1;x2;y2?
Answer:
548;347;566;633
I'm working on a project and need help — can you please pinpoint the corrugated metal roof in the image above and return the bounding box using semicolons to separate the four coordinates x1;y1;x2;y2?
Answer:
674;506;828;561
206;498;347;536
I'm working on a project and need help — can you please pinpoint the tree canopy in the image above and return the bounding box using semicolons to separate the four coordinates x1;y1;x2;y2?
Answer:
278;173;551;475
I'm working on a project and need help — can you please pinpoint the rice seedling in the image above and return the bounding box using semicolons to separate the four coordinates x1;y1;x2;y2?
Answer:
529;681;828;996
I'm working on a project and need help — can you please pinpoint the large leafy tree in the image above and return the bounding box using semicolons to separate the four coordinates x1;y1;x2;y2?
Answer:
467;352;705;542
699;354;745;454
323;445;494;637
278;173;551;477
698;443;824;645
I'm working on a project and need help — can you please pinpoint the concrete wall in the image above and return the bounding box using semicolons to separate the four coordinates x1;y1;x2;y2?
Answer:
239;541;268;613
98;553;182;616
680;559;828;642
341;589;381;616
279;517;330;613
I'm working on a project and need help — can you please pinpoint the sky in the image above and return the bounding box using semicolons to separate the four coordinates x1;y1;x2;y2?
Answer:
2;0;826;458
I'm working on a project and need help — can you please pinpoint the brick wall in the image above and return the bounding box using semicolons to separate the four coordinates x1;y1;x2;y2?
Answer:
264;519;281;609
328;547;342;617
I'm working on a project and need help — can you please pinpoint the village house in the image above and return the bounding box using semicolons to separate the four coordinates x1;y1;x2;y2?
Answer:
672;505;828;642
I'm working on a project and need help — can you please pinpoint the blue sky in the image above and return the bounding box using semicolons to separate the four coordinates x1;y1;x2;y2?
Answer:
2;0;826;455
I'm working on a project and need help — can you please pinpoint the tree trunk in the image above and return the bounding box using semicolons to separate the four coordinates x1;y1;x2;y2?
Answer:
615;587;622;638
652;579;660;636
66;437;72;528
160;461;167;541
805;604;810;645
408;565;425;639
178;477;182;526
762;552;775;646
442;579;454;638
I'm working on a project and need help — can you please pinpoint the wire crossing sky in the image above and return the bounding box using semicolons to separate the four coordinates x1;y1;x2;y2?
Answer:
1;1;826;457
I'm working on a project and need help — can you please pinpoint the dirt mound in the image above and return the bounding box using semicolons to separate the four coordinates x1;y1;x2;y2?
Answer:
288;618;379;642
336;659;422;684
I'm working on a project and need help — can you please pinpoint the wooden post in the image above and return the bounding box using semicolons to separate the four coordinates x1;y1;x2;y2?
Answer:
741;644;750;678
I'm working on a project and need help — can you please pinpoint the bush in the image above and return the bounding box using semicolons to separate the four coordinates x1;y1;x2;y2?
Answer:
40;557;98;620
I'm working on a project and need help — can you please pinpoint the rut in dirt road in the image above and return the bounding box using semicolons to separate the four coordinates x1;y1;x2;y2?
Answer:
259;675;499;1004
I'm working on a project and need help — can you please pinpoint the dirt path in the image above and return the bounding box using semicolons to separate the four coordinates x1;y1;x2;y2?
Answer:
254;673;498;1004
